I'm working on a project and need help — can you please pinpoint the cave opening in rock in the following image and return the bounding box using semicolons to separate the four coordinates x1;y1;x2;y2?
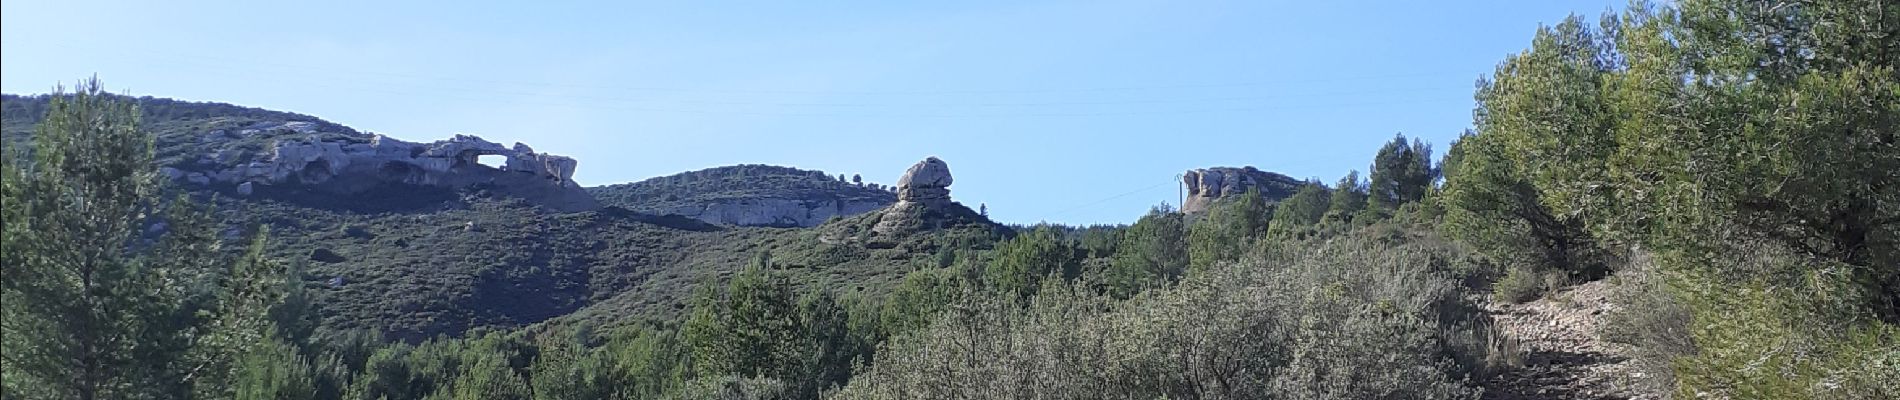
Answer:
299;160;334;183
476;154;507;170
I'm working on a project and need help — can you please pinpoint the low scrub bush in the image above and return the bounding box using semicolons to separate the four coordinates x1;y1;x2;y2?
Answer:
836;229;1503;399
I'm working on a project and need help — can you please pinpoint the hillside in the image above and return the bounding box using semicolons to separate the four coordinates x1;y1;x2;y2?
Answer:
588;164;897;227
8;3;1898;400
3;93;359;168
2;93;1007;342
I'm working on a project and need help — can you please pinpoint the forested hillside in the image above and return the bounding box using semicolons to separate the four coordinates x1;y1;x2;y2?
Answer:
3;1;1895;399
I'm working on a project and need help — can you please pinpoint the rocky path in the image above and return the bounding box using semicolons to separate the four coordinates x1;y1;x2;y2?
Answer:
1481;280;1658;400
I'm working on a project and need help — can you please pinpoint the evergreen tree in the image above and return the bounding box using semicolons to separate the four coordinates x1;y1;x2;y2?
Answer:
231;334;317;400
1366;134;1437;211
606;325;690;399
878;268;960;338
138;197;228;398
192;229;295;399
983;227;1078;300
683;253;803;381
0;78;173;400
1187;189;1270;274
1441;132;1603;301
794;289;857;397
1267;183;1332;238
1104;205;1188;298
1325;170;1368;224
528;330;615;400
453;352;530;400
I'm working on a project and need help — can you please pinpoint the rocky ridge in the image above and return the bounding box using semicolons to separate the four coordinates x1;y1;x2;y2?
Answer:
163;129;599;212
1179;166;1304;213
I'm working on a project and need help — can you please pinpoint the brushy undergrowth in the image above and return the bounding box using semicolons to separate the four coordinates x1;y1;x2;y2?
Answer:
837;228;1513;400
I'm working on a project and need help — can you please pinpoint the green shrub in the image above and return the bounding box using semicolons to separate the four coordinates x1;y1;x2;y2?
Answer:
1600;254;1695;394
1491;266;1555;304
836;227;1500;400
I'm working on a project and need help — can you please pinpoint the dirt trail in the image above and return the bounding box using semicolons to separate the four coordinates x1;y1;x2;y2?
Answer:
1481;279;1658;400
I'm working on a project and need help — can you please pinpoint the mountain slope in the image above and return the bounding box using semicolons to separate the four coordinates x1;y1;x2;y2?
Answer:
588;164;896;227
4;92;1017;341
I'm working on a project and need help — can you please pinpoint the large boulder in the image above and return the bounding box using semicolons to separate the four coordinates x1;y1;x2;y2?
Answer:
873;156;976;235
894;156;953;205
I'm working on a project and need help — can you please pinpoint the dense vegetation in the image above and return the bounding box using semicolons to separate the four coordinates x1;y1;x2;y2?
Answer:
1437;2;1898;397
3;1;1895;398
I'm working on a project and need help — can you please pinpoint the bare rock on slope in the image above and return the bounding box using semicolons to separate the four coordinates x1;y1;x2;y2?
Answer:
873;156;980;236
1180;166;1302;213
177;130;598;212
895;156;953;206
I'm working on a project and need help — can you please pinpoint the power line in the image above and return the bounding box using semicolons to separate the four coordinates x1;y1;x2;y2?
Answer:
129;49;1475;97
1043;179;1175;218
128;57;1467;118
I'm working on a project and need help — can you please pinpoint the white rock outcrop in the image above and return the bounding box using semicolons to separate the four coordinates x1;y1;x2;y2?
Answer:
167;123;599;211
1179;166;1302;213
872;156;969;235
234;133;579;188
894;157;953;206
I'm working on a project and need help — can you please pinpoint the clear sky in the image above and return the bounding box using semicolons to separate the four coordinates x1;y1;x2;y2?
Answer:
2;0;1618;225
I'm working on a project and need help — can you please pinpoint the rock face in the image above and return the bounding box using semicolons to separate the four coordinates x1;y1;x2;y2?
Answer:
237;134;579;188
173;128;598;212
873;156;974;235
895;157;953;205
1180;166;1303;213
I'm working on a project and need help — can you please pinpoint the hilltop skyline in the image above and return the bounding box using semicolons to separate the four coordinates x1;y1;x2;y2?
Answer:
2;0;1619;224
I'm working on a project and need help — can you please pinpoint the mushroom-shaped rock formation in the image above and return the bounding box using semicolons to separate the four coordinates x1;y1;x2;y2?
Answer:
894;156;954;206
872;156;981;236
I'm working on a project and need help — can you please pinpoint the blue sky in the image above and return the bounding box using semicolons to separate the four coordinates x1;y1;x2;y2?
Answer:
2;0;1617;225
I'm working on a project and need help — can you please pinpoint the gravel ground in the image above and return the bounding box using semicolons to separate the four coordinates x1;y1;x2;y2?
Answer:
1481;279;1662;400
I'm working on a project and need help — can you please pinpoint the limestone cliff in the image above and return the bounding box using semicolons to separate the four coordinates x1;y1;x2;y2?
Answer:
160;123;598;212
1180;166;1303;213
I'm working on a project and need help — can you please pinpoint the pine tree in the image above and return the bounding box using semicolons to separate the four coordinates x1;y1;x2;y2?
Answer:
684;252;803;381
984;227;1078;300
1105;206;1188;298
794;289;857;397
1267;182;1332;238
453;352;531;400
230;334;317;400
1325;170;1368;224
1366;134;1437;211
1187;189;1270;274
192;229;295;399
0;78;169;400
